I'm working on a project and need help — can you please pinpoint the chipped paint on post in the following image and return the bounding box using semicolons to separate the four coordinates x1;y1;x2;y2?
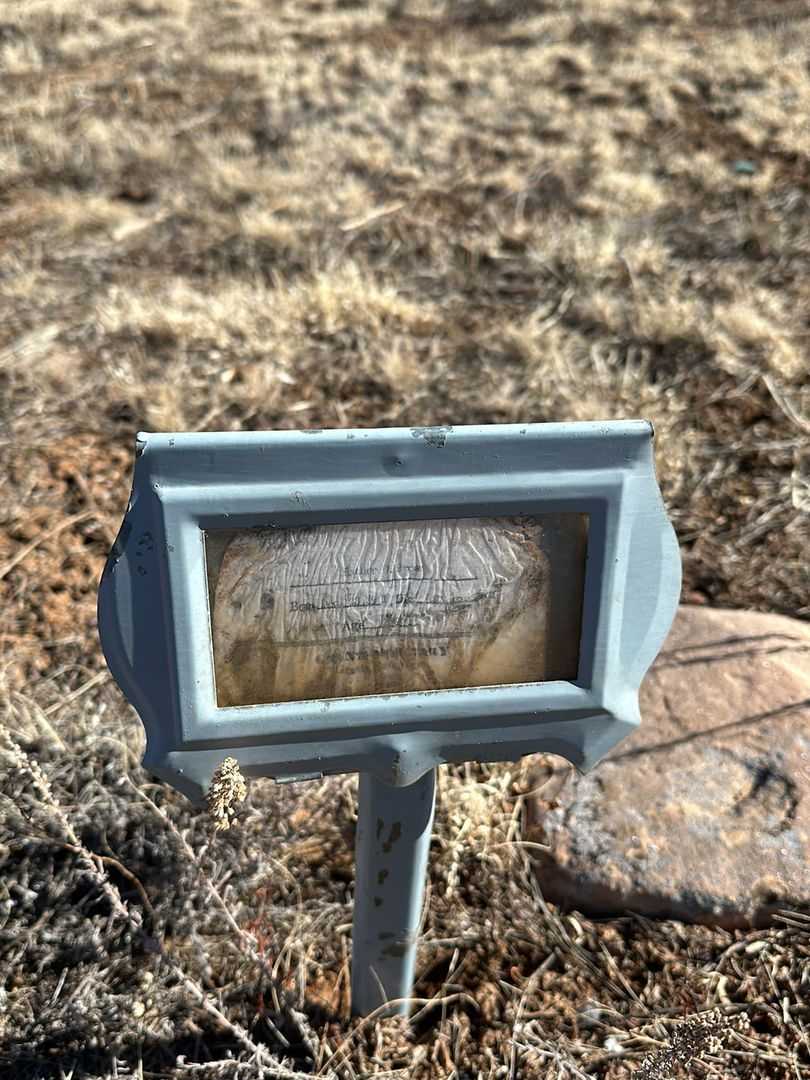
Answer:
411;425;452;448
351;771;436;1016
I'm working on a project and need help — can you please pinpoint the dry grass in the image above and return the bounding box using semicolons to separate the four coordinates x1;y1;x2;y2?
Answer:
1;0;809;1076
3;699;810;1078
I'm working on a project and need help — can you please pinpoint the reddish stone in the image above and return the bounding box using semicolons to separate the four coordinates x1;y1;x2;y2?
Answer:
529;606;810;927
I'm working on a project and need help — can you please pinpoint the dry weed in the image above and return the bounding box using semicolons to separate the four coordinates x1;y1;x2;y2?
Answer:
207;759;249;834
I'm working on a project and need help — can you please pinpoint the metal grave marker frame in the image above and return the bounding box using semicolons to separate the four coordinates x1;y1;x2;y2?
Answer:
98;421;681;1016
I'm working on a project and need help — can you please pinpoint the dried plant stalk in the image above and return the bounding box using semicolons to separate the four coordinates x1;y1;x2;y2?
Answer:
207;756;248;831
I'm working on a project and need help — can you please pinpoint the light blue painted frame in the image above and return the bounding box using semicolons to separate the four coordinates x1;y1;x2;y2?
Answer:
98;421;681;802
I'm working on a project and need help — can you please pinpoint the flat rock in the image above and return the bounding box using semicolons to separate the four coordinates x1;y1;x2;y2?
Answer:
529;606;810;927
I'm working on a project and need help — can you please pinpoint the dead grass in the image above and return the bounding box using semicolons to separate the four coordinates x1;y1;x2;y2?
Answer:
1;0;809;1076
2;693;810;1078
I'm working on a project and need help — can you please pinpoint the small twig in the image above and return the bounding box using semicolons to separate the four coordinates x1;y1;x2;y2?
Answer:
488;840;551;853
507;968;543;1080
171;106;225;137
408;991;479;1028
30;837;156;920
530;285;576;336
0;323;60;371
763;374;810;434
315;995;476;1076
339;202;406;232
42;670;107;716
0;510;95;581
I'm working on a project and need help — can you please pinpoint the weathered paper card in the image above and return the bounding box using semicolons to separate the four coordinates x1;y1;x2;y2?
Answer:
206;515;587;707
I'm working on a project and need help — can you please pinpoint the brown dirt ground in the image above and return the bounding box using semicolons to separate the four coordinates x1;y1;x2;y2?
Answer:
1;0;809;1077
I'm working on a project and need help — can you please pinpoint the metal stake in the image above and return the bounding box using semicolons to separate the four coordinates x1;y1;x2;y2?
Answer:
351;769;436;1017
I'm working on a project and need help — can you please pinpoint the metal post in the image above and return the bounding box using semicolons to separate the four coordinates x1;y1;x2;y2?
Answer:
351;769;436;1017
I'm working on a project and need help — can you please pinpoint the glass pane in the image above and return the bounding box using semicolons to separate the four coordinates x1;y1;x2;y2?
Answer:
205;514;588;707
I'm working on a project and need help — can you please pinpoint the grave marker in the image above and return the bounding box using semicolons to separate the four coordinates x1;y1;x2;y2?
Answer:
98;421;681;1016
